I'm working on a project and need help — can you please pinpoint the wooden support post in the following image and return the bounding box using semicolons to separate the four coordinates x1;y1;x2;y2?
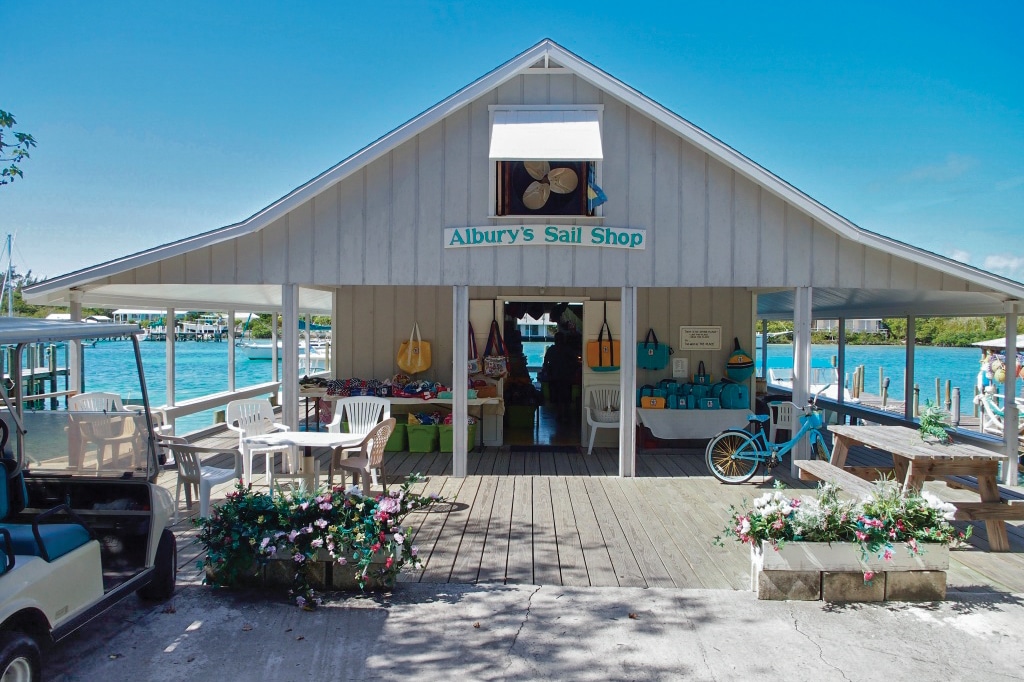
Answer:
913;384;919;417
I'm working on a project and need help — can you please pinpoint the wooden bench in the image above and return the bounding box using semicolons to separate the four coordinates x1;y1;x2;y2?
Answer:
794;460;880;499
944;476;1024;521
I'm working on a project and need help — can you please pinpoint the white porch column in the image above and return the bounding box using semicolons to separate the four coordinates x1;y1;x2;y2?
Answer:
271;313;280;382
619;286;637;477
452;286;469;478
165;307;175;409
760;318;769;383
281;285;299;428
1003;301;1019;486
836;317;846;409
227;309;236;392
68;294;82;394
905;316;916;421
790;286;812;476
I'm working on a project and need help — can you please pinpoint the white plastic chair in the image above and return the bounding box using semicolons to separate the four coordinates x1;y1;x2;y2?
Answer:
326;396;391;436
162;437;243;521
329;418;396;491
768;401;799;444
68;392;144;469
225;399;290;484
584;386;620;455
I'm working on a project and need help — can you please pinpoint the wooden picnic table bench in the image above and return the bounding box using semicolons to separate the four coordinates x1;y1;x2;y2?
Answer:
828;424;1021;551
794;459;880;499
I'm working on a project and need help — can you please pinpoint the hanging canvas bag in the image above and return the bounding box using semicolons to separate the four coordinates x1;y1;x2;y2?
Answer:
693;360;711;385
483;320;509;379
637;328;672;371
586;304;620;372
725;337;756;383
397;323;432;375
467;322;481;375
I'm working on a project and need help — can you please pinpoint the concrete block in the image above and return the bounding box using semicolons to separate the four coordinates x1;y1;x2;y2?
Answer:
885;571;947;602
756;570;821;601
266;558;327;589
822;571;885;602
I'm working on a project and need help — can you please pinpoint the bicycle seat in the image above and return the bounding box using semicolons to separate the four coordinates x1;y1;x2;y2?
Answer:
748;414;770;423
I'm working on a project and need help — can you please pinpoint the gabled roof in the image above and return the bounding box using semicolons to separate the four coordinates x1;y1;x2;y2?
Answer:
25;39;1024;312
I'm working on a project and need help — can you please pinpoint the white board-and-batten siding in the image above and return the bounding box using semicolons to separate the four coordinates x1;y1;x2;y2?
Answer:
326;285;750;391
105;72;981;297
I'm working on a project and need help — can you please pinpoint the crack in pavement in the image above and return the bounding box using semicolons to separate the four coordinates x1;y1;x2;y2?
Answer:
790;609;851;682
504;585;543;669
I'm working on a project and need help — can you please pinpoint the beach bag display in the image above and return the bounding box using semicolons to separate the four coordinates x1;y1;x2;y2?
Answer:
697;396;720;410
718;381;750;409
637;385;666;409
693;360;711;385
467;322;481;375
397;323;431;375
483;320;509;379
587;304;620;372
637;328;672;371
725;337;756;383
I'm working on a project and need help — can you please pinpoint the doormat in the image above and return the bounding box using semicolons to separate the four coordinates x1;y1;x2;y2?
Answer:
509;445;578;453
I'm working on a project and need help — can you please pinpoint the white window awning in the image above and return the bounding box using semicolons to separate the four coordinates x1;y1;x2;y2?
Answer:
489;109;603;161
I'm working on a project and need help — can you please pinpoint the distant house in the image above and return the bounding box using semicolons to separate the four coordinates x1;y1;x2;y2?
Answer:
812;319;885;334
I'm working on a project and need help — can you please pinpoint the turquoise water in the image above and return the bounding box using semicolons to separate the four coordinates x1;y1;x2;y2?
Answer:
81;340;281;434
73;339;992;433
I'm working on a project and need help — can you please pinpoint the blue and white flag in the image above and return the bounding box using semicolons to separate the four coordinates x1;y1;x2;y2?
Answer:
587;164;607;212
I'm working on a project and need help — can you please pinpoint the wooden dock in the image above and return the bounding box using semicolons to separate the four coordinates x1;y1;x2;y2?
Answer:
167;437;1024;595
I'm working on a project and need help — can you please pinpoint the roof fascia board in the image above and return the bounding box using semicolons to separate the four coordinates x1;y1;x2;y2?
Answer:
541;43;1024;300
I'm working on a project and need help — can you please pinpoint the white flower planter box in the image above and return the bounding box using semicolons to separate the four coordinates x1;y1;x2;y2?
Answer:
751;541;949;602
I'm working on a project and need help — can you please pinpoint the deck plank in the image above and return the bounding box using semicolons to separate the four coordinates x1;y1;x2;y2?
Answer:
549;477;590;586
565;477;617;586
448;475;500;583
477;476;515;584
531;477;562;585
583;477;646;587
505;477;534;584
599;478;677;588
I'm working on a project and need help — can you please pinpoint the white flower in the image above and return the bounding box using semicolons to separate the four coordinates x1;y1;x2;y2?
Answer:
920;490;957;520
345;484;362;497
739;519;751;535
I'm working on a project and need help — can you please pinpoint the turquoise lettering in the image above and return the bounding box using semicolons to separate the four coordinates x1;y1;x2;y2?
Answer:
507;228;519;244
630;232;643;248
591;227;606;245
523;228;535;242
544;226;559;242
449;229;467;246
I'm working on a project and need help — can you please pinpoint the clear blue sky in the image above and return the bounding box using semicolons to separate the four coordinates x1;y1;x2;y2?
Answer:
3;1;1021;283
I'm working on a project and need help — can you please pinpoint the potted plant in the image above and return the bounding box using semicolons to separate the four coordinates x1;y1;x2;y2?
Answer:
196;474;445;608
918;400;952;444
717;481;969;601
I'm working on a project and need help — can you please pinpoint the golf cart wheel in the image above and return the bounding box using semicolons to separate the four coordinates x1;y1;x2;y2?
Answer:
0;632;40;682
138;529;176;601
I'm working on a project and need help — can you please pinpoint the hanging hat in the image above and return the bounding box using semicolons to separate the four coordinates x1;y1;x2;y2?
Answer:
725;337;755;382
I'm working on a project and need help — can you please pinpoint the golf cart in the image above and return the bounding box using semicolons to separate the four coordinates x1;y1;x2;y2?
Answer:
0;318;176;680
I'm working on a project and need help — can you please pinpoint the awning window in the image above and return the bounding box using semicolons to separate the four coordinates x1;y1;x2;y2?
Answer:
489;109;603;161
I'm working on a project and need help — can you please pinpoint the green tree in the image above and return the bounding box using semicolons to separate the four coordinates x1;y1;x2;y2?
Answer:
0;110;36;186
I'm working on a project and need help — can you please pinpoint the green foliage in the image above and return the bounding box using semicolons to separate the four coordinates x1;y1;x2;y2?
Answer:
196;475;445;608
761;317;1022;348
918;400;952;443
716;481;969;573
0;110;36;186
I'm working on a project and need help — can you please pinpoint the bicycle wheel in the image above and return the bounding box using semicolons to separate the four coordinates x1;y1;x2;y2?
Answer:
810;431;831;461
706;430;761;483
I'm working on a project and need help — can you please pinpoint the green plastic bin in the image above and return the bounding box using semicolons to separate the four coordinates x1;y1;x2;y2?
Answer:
439;423;478;453
384;423;408;452
407;424;439;453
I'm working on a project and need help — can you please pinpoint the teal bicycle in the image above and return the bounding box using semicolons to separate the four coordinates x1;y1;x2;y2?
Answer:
705;391;831;483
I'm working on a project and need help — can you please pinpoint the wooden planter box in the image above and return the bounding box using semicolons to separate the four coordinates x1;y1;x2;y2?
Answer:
208;550;396;593
751;541;948;602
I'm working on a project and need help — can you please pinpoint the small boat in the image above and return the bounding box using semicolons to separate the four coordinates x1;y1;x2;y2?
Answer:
238;340;329;369
767;366;858;402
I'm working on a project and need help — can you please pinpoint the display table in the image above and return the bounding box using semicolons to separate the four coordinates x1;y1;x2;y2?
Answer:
635;408;750;440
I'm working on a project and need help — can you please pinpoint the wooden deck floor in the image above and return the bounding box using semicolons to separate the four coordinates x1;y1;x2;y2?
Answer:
166;439;1024;595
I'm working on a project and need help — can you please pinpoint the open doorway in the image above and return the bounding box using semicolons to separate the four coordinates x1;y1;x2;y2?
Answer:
501;301;584;447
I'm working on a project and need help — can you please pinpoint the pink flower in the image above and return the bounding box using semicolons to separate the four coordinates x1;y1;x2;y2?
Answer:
411;545;418;556
863;571;875;583
883;549;893;560
855;531;867;541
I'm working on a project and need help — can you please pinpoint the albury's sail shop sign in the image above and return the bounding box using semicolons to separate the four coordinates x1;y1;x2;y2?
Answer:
444;225;646;250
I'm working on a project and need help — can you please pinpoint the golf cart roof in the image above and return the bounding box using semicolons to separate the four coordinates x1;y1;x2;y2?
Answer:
0;317;142;345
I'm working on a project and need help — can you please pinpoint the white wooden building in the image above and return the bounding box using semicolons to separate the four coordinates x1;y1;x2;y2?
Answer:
25;40;1024;480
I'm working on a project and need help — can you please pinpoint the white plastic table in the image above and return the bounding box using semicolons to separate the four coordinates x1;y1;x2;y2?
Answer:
244;431;364;489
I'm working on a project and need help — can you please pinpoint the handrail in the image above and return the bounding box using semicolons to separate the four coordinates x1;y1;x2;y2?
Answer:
159;381;281;423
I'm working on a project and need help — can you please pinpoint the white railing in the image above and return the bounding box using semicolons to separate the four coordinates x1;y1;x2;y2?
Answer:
158;381;281;434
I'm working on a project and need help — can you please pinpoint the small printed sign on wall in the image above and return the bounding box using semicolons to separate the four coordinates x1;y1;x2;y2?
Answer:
679;326;722;350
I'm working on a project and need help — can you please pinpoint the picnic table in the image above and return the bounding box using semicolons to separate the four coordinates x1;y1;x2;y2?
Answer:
826;424;1019;551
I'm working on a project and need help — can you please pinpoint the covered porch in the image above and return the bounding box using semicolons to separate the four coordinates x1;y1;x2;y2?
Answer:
168;441;1024;593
